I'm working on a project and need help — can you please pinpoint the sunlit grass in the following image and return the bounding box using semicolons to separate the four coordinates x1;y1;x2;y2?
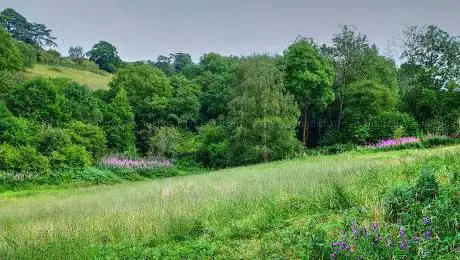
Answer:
24;64;112;90
1;145;459;258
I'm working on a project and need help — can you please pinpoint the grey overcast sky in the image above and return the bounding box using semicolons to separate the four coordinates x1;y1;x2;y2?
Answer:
1;0;459;61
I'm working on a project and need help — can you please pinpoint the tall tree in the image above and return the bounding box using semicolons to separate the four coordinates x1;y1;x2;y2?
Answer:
87;41;122;73
284;38;335;146
227;56;299;165
197;53;236;122
109;64;172;153
103;88;136;155
68;46;85;64
0;8;57;47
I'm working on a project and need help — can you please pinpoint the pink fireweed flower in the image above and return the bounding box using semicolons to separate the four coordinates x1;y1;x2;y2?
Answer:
368;137;420;149
101;157;172;169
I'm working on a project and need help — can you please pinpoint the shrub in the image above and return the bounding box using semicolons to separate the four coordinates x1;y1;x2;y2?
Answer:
0;145;49;173
38;127;72;156
66;121;107;161
148;127;181;158
369;112;420;143
196;122;229;167
7;78;67;125
0;117;39;147
50;145;92;169
0;70;22;101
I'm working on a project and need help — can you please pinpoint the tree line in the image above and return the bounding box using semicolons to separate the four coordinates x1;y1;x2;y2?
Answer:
1;8;459;172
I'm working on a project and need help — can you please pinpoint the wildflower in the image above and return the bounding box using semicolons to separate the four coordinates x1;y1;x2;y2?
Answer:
399;227;406;239
330;252;337;259
423;216;430;225
425;228;431;239
400;241;408;252
371;222;379;233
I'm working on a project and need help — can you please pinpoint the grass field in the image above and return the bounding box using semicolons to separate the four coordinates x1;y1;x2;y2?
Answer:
24;64;112;90
0;146;459;258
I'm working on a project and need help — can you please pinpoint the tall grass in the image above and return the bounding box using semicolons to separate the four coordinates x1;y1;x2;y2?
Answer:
0;145;459;258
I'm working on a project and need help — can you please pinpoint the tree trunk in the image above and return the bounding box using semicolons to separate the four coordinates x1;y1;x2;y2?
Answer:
302;104;309;147
337;98;344;130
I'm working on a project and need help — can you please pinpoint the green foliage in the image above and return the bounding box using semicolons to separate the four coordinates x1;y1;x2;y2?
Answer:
0;117;39;147
87;41;122;72
413;169;439;203
169;75;201;125
68;46;85;63
7;78;66;125
0;27;24;71
50;145;92;169
383;184;414;222
60;79;103;125
15;41;38;67
197;53;235;121
103;88;136;155
148;127;181;158
368;111;420;142
196;121;229;167
66;121;107;161
38;127;72;156
37;49;62;64
0;70;22;101
284;38;335;145
109;64;172;153
0;144;49;173
0;8;57;47
227;56;300;165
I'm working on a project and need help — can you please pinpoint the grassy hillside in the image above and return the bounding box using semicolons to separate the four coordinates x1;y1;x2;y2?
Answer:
0;146;459;258
24;64;112;90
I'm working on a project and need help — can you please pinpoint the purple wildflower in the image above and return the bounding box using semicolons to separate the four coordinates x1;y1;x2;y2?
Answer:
423;216;430;225
330;252;337;259
371;222;379;233
400;241;408;252
368;137;420;149
399;227;406;239
425;228;431;239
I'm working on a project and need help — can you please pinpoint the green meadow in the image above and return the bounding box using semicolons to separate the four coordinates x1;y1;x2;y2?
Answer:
1;145;459;259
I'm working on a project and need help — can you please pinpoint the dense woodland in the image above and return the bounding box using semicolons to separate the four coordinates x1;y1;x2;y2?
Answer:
1;8;460;173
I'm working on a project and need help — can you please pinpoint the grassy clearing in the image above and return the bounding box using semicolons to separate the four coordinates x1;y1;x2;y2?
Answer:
24;64;112;90
0;146;459;258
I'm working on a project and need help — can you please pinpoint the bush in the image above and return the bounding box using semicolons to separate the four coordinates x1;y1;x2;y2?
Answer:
369;112;420;143
15;41;38;68
7;78;67;125
0;144;49;173
148;127;181;158
38;127;72;156
0;117;39;147
196;122;229;167
0;70;22;101
50;145;92;169
66;121;107;161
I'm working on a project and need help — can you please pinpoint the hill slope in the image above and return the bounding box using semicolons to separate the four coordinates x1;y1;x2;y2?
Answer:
24;64;112;90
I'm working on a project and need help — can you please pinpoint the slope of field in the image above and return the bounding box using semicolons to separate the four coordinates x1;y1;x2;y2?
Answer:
24;64;112;90
0;145;459;258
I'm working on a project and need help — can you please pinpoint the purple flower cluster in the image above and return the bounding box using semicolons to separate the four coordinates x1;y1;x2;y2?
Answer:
368;137;420;149
331;218;432;258
101;157;172;169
